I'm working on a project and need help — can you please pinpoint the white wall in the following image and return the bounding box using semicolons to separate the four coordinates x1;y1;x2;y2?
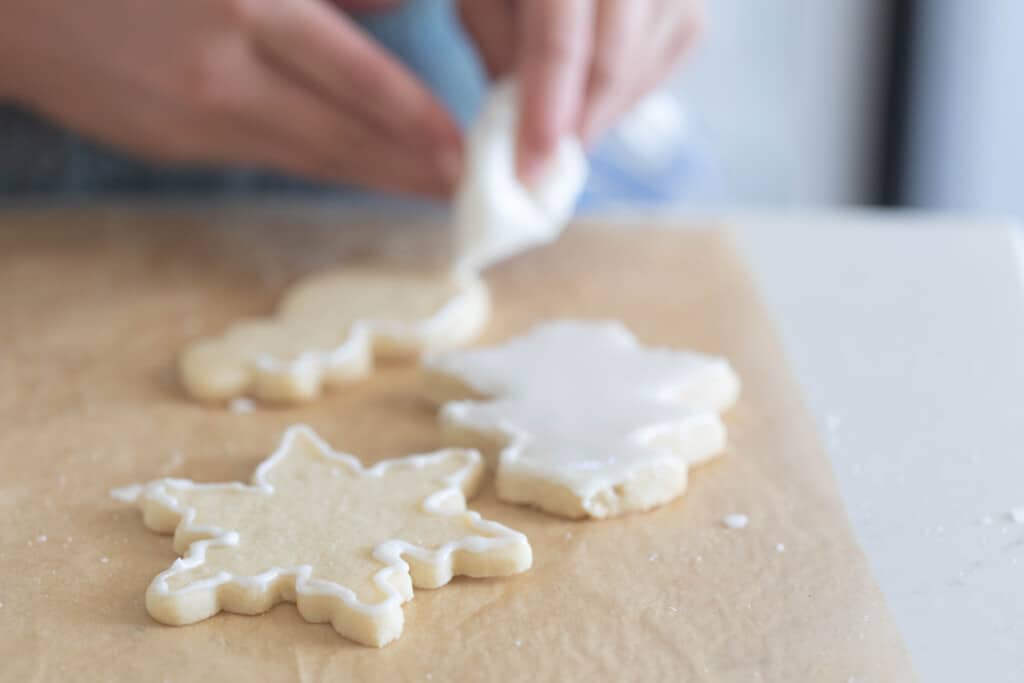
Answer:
675;0;889;206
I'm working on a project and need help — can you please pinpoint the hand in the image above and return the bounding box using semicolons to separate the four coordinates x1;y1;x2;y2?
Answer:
459;0;704;180
0;0;462;197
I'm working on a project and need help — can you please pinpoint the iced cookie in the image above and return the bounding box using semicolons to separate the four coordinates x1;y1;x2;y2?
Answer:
113;425;531;647
180;266;489;403
424;320;741;519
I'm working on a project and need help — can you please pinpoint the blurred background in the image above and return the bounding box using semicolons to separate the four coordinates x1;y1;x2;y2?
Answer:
2;0;1021;218
666;0;1023;216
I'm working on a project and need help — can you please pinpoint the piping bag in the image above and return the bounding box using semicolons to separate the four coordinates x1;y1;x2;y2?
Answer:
453;80;588;273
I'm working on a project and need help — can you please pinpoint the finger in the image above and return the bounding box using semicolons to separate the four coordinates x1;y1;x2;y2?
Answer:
582;0;705;144
457;0;516;79
251;0;462;157
231;60;457;197
653;1;706;79
578;0;647;145
516;0;593;181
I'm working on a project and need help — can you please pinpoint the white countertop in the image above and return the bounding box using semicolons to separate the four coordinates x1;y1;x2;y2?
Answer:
729;211;1024;682
14;203;1016;677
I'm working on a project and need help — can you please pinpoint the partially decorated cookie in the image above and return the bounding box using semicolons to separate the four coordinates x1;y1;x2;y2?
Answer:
113;425;531;647
180;266;489;404
424;320;741;519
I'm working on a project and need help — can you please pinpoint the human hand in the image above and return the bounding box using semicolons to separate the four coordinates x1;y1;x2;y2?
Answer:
0;0;462;197
458;0;704;180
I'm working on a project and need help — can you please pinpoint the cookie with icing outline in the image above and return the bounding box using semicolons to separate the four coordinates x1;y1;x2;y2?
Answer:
180;266;489;404
423;320;741;519
113;425;531;647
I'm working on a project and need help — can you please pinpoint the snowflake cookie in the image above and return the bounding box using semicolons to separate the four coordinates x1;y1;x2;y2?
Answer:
180;266;489;404
424;320;741;519
114;425;531;647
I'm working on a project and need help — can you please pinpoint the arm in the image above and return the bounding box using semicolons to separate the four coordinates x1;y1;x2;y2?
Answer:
0;0;463;197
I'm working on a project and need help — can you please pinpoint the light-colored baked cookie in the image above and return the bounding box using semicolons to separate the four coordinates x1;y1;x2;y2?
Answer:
113;425;531;647
179;266;489;404
424;320;741;519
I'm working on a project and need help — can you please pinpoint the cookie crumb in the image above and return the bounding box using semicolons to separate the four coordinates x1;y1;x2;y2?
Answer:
229;397;256;414
36;535;47;543
564;531;572;540
668;606;678;613
1010;507;1024;524
110;484;145;503
100;557;110;564
514;639;522;648
722;513;748;529
776;543;785;552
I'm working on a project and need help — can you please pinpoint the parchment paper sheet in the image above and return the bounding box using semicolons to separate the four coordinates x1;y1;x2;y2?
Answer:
0;205;913;681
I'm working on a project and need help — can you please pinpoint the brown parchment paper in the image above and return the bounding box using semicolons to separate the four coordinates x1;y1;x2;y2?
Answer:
0;205;913;682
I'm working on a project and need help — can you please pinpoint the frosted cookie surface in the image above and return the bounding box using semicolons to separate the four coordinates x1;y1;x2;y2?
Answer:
425;320;741;519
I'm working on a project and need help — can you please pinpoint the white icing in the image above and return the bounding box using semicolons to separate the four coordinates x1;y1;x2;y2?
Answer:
454;80;588;273
428;320;740;516
722;513;748;529
116;425;530;646
776;543;786;552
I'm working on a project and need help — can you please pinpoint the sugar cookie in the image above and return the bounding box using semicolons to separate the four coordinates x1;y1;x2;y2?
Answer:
424;320;741;519
113;425;531;647
180;266;489;403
